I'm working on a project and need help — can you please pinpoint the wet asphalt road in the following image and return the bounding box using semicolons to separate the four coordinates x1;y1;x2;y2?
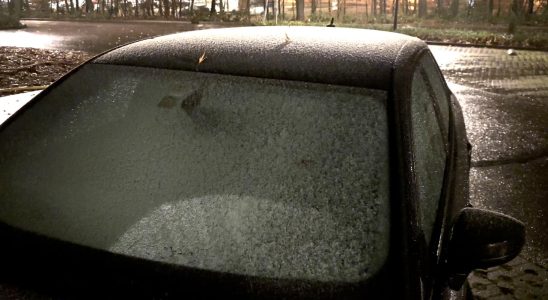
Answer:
430;45;548;298
0;19;230;54
430;46;548;264
0;20;547;298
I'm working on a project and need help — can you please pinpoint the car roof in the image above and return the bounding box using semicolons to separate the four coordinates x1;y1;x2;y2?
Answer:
93;26;428;91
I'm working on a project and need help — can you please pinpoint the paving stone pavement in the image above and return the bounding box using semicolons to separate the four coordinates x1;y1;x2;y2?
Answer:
430;46;548;97
431;46;548;299
468;256;548;300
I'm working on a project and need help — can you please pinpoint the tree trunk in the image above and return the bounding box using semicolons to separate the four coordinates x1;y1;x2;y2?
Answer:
210;0;217;15
75;0;79;11
418;0;426;17
311;0;316;13
526;0;533;14
134;0;138;16
296;0;304;20
23;0;30;13
164;0;170;17
275;0;278;23
190;0;194;13
263;0;268;21
115;0;119;16
393;0;399;30
450;0;458;16
246;0;250;18
12;0;22;18
510;0;519;15
372;0;376;15
437;0;443;14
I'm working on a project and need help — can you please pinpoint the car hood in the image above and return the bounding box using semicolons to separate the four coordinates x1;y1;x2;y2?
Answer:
0;91;41;125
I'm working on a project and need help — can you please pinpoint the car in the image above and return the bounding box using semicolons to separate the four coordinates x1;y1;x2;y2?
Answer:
0;26;525;299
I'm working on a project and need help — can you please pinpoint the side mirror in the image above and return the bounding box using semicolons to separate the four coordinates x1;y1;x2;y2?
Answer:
447;207;525;289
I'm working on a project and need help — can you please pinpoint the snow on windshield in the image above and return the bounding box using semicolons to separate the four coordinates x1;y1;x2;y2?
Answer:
0;64;390;282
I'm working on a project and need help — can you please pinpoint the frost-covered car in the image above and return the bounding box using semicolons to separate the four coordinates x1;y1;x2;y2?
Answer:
0;27;524;299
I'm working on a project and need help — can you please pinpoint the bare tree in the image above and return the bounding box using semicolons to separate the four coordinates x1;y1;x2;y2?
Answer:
9;0;22;18
393;0;399;29
526;0;534;14
437;0;443;14
164;0;170;17
210;0;217;16
450;0;458;16
487;0;493;17
23;0;29;14
171;0;177;16
296;0;304;20
418;0;426;16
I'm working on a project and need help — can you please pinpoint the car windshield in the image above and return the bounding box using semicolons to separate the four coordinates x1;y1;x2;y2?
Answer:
0;64;390;283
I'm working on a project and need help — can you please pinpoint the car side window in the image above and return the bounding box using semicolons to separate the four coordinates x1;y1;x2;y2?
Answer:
410;68;447;246
421;55;450;143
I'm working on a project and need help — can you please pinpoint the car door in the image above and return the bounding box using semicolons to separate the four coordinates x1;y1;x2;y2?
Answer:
409;52;453;300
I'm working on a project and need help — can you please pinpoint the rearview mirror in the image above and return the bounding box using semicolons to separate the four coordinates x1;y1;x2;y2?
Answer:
447;207;525;289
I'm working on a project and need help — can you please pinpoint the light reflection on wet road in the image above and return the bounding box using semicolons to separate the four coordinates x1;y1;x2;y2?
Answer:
0;20;230;54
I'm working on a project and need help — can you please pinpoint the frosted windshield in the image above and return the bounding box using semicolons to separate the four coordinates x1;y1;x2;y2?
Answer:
0;64;390;283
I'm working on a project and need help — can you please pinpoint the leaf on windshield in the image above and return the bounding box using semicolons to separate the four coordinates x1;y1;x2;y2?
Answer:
198;51;206;65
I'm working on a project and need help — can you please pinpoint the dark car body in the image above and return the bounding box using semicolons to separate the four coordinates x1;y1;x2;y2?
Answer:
0;27;524;299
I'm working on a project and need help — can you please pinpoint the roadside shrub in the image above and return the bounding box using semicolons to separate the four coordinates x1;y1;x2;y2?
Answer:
0;13;25;29
307;12;332;23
